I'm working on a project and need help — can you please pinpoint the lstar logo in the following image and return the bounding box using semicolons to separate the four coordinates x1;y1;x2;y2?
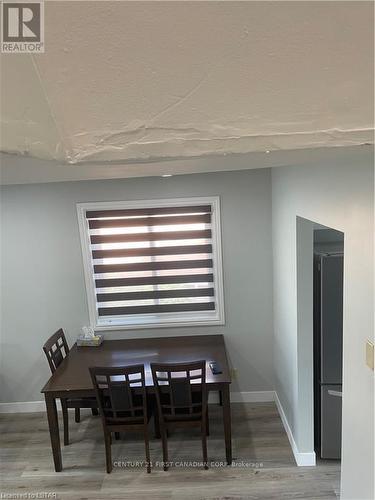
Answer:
1;2;44;53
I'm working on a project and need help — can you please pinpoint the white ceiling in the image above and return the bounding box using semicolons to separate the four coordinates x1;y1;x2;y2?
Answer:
1;145;373;185
0;1;374;182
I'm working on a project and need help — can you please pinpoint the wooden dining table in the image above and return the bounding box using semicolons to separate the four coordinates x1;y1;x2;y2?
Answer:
41;334;232;471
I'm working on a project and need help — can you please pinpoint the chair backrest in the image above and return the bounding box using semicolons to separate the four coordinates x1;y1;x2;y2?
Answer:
89;365;147;425
151;360;207;420
43;328;70;373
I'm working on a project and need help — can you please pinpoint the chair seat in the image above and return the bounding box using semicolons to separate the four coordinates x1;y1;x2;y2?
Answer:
65;397;98;408
164;412;202;423
107;416;145;426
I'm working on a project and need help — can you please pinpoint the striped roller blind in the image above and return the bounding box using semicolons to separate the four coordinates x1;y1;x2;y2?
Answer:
85;204;216;319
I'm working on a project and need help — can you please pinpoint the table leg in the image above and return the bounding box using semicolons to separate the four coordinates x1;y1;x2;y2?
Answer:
44;394;62;472
221;384;232;465
219;390;223;406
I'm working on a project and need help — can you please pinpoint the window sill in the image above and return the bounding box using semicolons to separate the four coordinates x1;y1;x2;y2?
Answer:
93;316;225;331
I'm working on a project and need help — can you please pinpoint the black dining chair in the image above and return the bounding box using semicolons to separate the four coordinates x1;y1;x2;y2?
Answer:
43;328;98;445
151;360;209;471
89;364;152;474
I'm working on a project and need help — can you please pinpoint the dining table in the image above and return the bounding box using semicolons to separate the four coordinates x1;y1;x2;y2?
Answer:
41;333;232;471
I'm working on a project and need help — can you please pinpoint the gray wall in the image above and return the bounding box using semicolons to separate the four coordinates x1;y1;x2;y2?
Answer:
0;168;274;403
271;157;374;500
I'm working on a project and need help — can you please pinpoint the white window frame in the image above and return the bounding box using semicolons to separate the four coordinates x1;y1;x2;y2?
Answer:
77;196;225;331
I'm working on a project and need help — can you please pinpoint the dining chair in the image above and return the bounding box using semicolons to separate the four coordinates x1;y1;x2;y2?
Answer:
43;328;98;445
89;364;151;474
151;360;209;471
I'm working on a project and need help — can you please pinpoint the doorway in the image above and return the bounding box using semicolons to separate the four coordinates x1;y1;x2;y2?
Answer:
313;226;344;461
295;216;344;480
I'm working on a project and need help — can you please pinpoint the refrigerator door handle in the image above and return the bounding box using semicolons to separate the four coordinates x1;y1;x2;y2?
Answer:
328;389;342;397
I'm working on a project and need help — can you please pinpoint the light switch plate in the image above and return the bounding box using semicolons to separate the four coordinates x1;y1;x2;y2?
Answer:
366;340;374;370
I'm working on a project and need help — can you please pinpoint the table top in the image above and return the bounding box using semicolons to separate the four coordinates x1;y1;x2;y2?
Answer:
41;334;231;393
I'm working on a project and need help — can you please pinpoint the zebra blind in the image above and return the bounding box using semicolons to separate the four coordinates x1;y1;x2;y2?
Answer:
84;203;219;324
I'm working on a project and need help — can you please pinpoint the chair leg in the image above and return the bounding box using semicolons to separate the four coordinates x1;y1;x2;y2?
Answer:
201;423;208;470
75;408;80;423
114;432;120;440
91;408;99;416
161;425;169;471
144;424;151;473
61;399;69;446
154;409;161;439
104;433;112;473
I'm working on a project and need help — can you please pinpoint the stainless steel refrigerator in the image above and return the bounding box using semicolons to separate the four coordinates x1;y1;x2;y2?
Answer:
314;253;343;460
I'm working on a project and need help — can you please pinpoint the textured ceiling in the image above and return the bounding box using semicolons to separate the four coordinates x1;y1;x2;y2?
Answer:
0;1;374;168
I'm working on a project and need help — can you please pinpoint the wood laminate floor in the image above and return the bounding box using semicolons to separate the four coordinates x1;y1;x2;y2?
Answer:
0;402;340;500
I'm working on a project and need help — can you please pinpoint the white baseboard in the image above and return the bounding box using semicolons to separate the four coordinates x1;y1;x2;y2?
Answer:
1;391;275;413
274;392;316;467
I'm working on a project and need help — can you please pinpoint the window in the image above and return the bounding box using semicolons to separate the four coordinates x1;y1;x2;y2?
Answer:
77;197;224;330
